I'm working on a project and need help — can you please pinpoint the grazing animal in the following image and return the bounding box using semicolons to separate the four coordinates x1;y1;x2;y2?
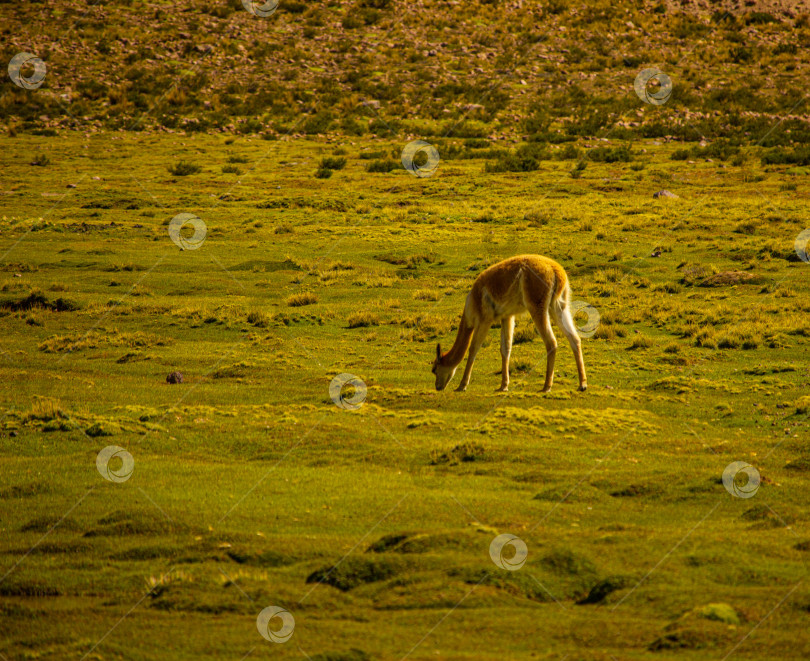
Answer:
431;255;587;393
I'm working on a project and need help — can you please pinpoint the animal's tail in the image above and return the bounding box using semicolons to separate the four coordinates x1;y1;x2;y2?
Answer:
550;261;569;308
550;262;579;340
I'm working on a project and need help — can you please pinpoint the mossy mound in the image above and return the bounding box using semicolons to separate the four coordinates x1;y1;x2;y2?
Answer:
306;555;409;592
367;529;483;554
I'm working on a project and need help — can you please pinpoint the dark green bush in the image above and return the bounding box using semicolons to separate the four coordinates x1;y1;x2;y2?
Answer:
320;156;347;170
168;161;200;176
365;159;398;173
484;143;550;172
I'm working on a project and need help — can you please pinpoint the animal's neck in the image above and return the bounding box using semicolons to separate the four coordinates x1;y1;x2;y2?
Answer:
443;314;474;367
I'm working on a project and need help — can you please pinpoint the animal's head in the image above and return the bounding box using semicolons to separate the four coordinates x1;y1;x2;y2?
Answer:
432;343;457;391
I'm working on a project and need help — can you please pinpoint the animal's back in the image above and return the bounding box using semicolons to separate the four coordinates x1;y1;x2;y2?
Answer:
470;255;568;320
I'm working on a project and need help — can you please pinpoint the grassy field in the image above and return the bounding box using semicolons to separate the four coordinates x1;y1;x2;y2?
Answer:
0;129;808;660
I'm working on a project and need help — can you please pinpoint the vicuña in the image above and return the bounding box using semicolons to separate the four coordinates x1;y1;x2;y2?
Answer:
431;255;587;393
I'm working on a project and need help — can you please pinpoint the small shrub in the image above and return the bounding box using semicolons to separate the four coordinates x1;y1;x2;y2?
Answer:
365;159;398;173
320;156;347;170
222;164;241;174
570;161;586;178
315;168;333;179
168;161;201;176
588;144;633;163
484;143;550;172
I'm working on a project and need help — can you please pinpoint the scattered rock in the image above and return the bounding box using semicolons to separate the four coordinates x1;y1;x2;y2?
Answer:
653;190;678;199
166;371;184;384
650;249;662;258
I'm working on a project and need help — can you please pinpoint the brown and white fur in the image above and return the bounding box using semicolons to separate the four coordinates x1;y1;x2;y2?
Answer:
431;255;587;393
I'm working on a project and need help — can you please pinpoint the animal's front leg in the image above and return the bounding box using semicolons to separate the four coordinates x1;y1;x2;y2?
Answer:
456;323;490;391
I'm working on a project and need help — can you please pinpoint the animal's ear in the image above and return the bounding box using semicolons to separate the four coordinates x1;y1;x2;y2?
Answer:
435;343;442;361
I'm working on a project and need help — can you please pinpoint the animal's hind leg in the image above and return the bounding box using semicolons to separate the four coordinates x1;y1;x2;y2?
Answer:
527;302;557;393
498;315;515;392
551;300;587;391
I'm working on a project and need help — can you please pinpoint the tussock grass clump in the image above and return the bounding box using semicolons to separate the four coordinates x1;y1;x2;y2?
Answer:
400;314;452;341
167;160;201;176
375;252;438;268
429;442;484;465
628;335;653;350
246;310;271;327
23;398;67;422
1;290;79;312
413;289;441;301
694;328;718;349
0;580;61;597
513;325;536;344
39;330;171;353
286;292;318;307
347;311;380;328
524;210;551;226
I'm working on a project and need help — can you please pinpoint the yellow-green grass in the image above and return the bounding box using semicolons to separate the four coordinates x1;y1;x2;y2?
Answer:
0;132;809;660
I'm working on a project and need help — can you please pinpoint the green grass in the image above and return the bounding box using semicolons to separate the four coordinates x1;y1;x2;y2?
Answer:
0;131;809;661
